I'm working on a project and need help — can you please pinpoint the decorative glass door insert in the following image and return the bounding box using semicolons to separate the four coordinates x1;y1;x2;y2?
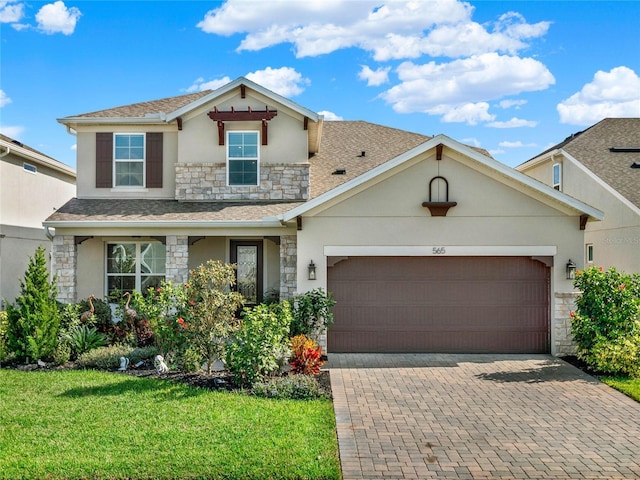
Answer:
230;241;263;305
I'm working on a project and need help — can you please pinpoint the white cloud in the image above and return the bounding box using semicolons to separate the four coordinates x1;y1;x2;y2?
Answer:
245;67;309;97
499;140;537;148
358;65;390;86
439;102;495;125
379;53;554;116
318;110;344;121
499;99;527;109
0;125;25;138
70;144;77;151
35;1;81;35
0;89;11;108
487;117;538;128
0;1;24;22
186;76;233;93
557;66;640;125
185;67;309;98
196;0;549;60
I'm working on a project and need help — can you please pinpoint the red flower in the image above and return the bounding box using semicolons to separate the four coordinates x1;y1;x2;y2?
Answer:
189;300;195;306
570;311;576;318
620;284;626;290
576;270;582;276
177;317;186;328
599;266;604;272
157;287;162;292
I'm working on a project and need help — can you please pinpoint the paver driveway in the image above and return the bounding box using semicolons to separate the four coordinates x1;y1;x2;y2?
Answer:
328;354;640;479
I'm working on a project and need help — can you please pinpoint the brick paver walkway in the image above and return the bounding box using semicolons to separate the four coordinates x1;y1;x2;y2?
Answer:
328;354;640;479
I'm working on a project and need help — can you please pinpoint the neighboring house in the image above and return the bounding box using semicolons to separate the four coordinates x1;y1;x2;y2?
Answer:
518;118;640;274
47;77;603;356
0;134;76;308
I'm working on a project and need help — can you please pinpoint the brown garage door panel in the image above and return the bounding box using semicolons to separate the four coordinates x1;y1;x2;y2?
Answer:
327;256;550;353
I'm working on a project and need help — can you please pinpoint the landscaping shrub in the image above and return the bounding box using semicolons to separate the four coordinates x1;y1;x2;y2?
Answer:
64;325;108;358
290;288;336;338
76;345;157;369
290;334;326;375
184;260;244;373
226;302;292;386
252;374;328;400
6;246;60;362
0;311;8;363
572;266;640;376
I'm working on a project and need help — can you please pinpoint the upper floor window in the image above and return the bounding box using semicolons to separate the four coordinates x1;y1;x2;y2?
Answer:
227;131;259;186
552;163;562;190
106;242;165;296
114;134;145;187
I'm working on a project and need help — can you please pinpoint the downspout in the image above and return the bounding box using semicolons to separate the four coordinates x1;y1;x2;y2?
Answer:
44;226;55;283
44;225;55;241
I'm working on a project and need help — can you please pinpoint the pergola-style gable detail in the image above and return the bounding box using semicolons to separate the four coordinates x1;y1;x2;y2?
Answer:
208;106;278;146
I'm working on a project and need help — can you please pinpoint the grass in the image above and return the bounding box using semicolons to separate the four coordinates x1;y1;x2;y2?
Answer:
600;375;640;402
0;369;341;480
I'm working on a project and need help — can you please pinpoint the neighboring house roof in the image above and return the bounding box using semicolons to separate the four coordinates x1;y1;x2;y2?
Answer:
0;134;76;177
520;118;640;209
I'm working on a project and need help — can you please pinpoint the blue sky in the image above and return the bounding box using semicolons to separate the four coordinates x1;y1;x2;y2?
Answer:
1;0;639;169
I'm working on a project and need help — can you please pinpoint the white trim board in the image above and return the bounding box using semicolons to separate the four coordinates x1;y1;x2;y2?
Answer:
324;245;558;257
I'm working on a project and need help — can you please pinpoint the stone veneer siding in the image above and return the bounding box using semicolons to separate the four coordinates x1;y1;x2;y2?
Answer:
554;292;579;356
279;235;297;300
53;235;77;303
165;235;189;284
175;163;309;201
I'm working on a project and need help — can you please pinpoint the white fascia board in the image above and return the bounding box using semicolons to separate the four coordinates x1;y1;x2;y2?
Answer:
561;150;640;217
42;219;285;229
0;139;76;177
280;134;603;222
166;77;320;122
515;149;561;171
324;245;558;257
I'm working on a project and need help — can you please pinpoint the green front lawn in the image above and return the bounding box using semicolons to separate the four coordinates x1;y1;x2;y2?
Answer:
0;369;341;480
601;376;640;402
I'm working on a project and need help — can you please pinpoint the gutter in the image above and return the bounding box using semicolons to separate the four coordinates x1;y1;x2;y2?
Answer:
42;219;287;229
44;226;55;240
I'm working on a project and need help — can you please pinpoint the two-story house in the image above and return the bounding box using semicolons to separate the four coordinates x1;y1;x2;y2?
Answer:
518;118;640;274
47;77;603;355
0;134;76;308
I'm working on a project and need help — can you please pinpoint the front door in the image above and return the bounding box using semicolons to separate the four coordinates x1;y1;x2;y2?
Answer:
230;240;263;306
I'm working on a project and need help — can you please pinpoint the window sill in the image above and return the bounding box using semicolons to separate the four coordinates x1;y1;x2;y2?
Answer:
110;187;149;193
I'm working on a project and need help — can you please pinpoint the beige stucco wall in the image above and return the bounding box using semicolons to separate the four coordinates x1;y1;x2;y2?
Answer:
177;91;308;166
0;152;75;306
294;151;586;354
521;156;640;273
74;125;177;199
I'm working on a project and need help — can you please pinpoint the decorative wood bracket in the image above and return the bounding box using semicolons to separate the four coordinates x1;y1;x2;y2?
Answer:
580;214;589;230
74;235;93;245
296;216;303;231
422;175;457;217
208;106;278;146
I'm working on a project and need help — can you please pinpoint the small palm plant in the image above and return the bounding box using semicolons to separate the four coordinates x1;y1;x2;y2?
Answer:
65;325;108;358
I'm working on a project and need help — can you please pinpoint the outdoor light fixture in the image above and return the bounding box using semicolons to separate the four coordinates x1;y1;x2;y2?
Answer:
566;259;577;280
308;260;317;280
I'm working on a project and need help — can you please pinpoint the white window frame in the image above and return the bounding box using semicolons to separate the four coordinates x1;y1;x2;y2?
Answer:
105;241;166;296
552;163;562;190
113;133;146;188
586;243;594;264
226;130;260;186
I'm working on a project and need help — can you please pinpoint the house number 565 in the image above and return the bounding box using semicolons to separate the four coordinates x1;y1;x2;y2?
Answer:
432;247;446;255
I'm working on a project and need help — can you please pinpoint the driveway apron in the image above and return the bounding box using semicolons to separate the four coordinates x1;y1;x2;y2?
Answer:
328;354;640;479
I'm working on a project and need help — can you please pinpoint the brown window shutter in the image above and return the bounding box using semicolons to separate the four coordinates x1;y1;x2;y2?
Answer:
146;132;163;188
95;132;113;188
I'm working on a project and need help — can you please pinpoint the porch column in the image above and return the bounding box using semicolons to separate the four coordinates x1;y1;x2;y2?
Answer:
52;235;77;303
280;235;297;300
166;235;189;284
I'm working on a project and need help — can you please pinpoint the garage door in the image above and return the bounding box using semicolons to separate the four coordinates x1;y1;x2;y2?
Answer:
327;256;550;353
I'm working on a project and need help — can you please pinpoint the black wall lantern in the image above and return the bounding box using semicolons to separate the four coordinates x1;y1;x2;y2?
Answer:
308;260;317;280
566;259;577;280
